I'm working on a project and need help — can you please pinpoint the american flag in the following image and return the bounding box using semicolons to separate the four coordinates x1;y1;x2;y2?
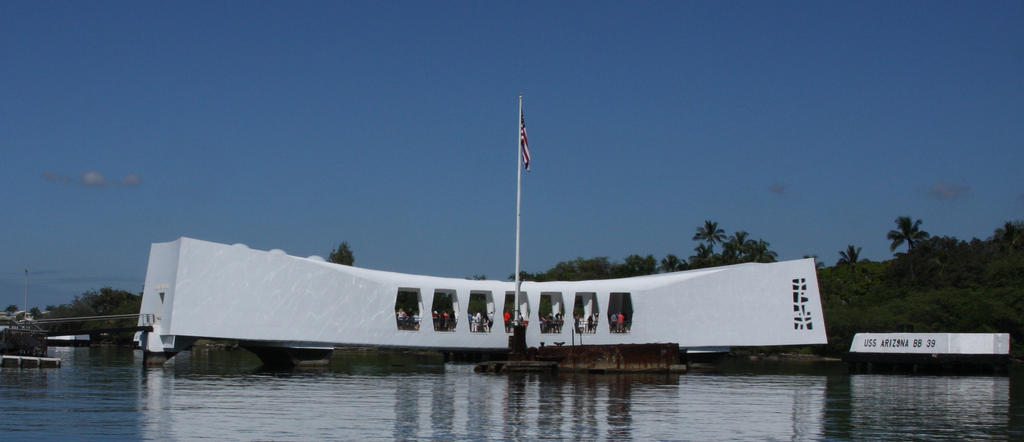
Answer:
519;111;531;171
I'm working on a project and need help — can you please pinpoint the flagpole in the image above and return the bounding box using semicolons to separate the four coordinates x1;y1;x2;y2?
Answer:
24;268;29;318
514;94;523;323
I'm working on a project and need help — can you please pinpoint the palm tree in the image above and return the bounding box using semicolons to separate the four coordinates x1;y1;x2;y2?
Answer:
887;216;930;253
837;244;861;265
747;239;778;263
993;221;1023;251
690;243;714;268
692;220;726;252
723;231;752;263
659;254;686;273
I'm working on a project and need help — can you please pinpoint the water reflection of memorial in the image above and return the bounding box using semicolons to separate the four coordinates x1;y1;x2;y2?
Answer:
848;374;1010;438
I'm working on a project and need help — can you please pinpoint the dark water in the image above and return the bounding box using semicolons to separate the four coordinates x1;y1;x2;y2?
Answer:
2;347;1022;440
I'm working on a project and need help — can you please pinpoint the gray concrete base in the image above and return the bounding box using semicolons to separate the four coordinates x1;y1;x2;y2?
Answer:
143;351;178;366
241;345;333;368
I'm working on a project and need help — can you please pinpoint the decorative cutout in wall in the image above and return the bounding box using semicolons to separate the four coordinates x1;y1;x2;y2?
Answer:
792;278;812;330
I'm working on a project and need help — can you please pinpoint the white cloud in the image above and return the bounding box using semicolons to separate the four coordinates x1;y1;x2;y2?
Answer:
42;171;72;183
81;170;107;186
768;183;787;195
120;173;141;186
927;181;970;199
42;170;141;187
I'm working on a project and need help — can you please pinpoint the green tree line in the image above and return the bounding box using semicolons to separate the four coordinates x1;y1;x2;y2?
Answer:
820;219;1024;356
37;287;142;345
511;220;779;281
511;218;1024;357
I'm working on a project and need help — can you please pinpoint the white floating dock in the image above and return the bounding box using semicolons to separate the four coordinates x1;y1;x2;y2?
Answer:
47;334;91;347
1;355;62;368
844;333;1010;373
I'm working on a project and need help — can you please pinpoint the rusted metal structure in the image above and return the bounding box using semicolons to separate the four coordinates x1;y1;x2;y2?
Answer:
476;342;686;373
537;343;684;372
1;322;48;357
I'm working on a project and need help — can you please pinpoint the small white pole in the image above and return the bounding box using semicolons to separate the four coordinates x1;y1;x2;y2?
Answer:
24;268;29;317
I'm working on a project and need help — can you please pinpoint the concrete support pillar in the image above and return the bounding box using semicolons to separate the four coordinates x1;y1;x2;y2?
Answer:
241;345;333;368
143;351;178;366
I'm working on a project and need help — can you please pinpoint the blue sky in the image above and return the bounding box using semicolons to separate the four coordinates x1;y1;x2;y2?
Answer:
2;1;1021;309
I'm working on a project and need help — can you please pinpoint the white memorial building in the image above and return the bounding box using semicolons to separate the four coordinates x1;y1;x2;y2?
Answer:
137;237;827;364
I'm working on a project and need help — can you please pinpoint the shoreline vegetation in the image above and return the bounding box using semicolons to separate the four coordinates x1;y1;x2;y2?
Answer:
30;217;1023;359
512;217;1024;359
